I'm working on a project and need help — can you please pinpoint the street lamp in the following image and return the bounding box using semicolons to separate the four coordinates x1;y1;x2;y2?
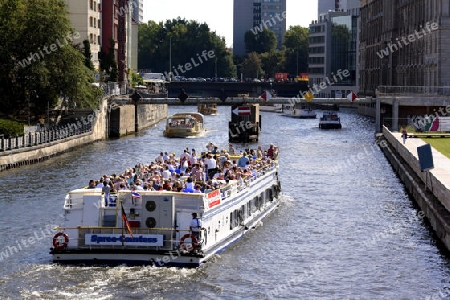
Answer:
131;90;141;133
168;36;172;82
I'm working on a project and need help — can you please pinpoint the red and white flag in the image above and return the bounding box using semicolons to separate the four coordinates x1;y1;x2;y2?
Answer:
261;91;272;102
347;91;357;102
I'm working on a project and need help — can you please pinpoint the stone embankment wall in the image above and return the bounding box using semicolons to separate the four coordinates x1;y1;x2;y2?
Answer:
109;103;167;137
0;101;168;171
379;128;450;251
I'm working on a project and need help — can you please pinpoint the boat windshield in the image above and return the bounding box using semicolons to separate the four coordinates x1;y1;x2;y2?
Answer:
168;117;196;128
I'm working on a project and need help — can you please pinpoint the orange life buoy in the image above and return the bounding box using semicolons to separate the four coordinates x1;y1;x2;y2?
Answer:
180;233;198;251
53;232;69;250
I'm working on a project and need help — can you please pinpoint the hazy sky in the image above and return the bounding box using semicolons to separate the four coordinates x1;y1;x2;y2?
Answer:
143;1;318;47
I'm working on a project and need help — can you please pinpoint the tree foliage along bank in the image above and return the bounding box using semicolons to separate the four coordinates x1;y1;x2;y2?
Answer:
237;25;309;79
138;18;236;78
0;0;101;121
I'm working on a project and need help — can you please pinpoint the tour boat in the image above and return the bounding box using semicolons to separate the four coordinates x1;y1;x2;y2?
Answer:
282;103;316;119
319;112;342;129
50;155;281;267
197;103;218;115
163;112;205;138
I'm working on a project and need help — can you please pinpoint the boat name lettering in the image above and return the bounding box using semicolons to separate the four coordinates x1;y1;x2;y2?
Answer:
85;234;164;246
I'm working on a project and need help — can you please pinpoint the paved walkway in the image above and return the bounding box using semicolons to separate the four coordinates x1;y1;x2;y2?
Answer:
392;131;450;190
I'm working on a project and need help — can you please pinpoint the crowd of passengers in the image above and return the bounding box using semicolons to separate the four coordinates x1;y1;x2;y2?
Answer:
87;143;279;195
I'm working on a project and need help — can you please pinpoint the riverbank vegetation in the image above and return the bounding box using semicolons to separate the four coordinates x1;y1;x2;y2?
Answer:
0;0;101;124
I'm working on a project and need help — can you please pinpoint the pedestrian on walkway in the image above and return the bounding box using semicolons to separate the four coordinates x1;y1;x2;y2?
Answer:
402;127;407;144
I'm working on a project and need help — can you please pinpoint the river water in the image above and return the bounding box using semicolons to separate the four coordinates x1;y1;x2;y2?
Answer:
0;106;449;300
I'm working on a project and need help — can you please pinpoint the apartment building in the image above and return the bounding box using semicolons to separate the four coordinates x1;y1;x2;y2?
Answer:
65;0;102;68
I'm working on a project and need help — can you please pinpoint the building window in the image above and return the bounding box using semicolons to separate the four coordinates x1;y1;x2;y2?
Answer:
98;19;101;29
90;0;94;10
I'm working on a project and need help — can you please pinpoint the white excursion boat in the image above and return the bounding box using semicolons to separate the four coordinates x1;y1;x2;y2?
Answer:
163;112;205;138
50;155;281;267
281;103;316;119
319;112;342;129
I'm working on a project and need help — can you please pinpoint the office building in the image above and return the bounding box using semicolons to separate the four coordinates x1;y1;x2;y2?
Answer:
308;8;359;98
132;0;144;24
318;0;340;15
233;0;287;56
360;0;450;97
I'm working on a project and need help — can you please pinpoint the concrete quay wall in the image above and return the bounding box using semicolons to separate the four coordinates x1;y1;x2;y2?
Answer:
0;99;109;171
109;103;167;137
380;127;450;250
0;101;167;171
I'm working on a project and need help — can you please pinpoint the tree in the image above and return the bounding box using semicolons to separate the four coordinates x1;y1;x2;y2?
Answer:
83;40;94;70
242;52;263;79
0;0;100;119
283;26;309;76
244;29;277;54
260;50;285;78
138;18;236;78
99;38;118;82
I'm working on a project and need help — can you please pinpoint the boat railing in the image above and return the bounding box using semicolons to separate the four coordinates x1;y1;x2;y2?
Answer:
57;226;194;250
204;161;277;202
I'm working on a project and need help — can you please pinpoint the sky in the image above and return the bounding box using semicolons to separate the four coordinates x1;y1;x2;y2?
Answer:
143;1;318;48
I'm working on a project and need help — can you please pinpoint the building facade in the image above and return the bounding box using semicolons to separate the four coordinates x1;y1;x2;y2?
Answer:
65;0;102;68
132;0;144;24
308;9;359;98
233;0;287;56
318;0;340;15
359;0;450;96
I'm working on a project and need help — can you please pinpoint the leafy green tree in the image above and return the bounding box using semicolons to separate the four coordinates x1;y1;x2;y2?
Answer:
83;40;94;70
0;0;100;120
244;29;277;54
283;26;309;76
260;50;285;78
99;38;118;82
242;52;263;79
138;18;236;78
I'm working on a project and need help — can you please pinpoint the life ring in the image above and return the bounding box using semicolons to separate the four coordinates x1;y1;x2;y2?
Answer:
180;233;198;251
53;232;69;250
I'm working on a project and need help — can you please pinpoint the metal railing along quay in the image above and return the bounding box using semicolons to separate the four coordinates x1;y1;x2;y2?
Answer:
0;120;94;153
377;86;450;96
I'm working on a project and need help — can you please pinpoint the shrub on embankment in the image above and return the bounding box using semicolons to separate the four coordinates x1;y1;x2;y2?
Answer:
0;119;24;136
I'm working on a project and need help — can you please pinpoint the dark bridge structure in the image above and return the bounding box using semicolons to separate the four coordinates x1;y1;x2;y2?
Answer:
167;81;309;99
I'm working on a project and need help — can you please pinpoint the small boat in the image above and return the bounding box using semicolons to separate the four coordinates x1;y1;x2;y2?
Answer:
49;150;281;267
197;103;218;115
282;103;316;119
319;112;342;129
139;73;169;98
163;112;205;138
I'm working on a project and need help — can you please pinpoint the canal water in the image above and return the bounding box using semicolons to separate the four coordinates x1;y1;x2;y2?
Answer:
0;106;449;300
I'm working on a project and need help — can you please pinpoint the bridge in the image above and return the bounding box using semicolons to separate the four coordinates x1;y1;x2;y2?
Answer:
166;81;309;98
113;95;374;105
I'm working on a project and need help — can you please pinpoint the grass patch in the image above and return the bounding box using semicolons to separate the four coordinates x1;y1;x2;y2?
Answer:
421;138;450;158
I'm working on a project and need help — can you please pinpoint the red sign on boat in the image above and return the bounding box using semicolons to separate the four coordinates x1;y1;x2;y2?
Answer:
207;189;221;208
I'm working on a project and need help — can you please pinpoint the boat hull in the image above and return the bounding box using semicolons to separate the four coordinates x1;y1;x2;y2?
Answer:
163;129;205;138
319;122;342;129
50;198;279;267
